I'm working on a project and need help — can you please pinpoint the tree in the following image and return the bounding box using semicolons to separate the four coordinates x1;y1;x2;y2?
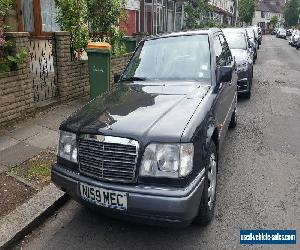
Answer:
284;0;300;27
55;0;127;56
86;0;127;55
238;0;256;25
270;16;279;28
184;0;212;29
55;0;89;53
0;0;13;18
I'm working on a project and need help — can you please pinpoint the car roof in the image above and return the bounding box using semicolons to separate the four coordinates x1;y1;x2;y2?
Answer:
222;28;247;35
143;28;222;41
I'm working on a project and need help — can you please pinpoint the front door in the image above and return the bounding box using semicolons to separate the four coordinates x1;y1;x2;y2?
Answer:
16;0;60;106
213;33;235;149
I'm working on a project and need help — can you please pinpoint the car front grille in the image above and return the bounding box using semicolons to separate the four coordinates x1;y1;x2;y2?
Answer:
78;135;139;183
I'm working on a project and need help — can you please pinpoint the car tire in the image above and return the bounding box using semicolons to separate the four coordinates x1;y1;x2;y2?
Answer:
194;141;218;226
229;106;237;129
297;46;299;50
244;77;252;99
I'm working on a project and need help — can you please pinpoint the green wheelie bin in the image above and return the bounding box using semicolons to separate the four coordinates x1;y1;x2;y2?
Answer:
86;42;111;99
123;36;137;53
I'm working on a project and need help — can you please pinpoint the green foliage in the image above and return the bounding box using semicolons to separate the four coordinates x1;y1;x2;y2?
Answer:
184;0;212;29
0;0;13;17
270;16;279;28
55;0;89;53
86;0;126;36
86;0;127;56
284;0;300;27
0;48;28;73
108;27;127;56
238;0;255;25
55;0;128;57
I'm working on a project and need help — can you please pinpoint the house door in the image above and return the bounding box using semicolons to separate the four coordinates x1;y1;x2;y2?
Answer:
16;0;60;106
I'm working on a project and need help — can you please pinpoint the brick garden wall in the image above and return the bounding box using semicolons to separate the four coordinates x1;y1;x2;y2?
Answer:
111;53;132;86
54;32;89;102
54;32;131;99
0;31;132;127
0;32;34;126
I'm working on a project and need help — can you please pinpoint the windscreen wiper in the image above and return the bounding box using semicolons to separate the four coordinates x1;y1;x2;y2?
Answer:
121;76;147;82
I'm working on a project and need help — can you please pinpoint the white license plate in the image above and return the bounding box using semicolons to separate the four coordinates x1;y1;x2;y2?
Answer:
79;182;127;210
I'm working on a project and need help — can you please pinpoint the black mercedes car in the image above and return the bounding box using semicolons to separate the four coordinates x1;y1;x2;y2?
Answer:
52;29;238;227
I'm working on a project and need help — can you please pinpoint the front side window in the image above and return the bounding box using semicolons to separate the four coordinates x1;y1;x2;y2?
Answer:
122;35;211;82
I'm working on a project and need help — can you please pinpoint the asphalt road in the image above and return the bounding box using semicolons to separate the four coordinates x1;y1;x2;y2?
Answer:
18;36;299;250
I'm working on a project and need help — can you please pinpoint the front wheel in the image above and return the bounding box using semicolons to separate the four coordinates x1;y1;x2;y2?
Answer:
194;142;218;225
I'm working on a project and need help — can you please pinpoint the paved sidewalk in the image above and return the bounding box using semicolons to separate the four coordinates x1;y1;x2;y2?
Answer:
0;98;87;247
0;99;87;173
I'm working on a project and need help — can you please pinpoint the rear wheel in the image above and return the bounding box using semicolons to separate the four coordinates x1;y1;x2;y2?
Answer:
194;142;218;225
229;107;237;129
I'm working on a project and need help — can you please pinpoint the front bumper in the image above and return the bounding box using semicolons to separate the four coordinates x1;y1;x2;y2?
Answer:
51;164;205;227
237;71;250;93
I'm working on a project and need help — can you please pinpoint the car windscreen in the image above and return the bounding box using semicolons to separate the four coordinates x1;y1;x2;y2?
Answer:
223;32;247;50
246;29;254;39
121;35;211;82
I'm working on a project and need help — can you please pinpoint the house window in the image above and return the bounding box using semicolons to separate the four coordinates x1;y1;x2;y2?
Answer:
40;0;60;32
155;0;167;34
261;12;265;18
17;0;60;36
20;0;35;32
136;10;140;33
167;0;174;32
175;1;184;32
145;0;153;34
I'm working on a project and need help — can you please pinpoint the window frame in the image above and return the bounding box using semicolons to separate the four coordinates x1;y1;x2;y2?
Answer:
16;0;54;38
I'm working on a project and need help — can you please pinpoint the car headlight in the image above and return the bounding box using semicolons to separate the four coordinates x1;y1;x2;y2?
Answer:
140;143;194;178
58;131;78;163
237;62;248;72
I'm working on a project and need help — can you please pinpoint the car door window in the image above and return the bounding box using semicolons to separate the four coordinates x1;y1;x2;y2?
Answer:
214;35;224;66
219;34;233;66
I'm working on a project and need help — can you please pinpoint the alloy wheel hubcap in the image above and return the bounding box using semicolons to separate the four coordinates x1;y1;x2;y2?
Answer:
207;153;217;209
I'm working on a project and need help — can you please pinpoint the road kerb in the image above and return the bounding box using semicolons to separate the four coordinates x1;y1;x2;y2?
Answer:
0;183;69;248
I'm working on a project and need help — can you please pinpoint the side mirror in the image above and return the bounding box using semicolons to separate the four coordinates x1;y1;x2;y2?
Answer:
248;40;253;48
114;74;121;83
216;66;232;86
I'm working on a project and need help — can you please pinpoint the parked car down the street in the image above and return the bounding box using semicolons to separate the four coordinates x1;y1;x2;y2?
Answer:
51;29;238;227
276;28;287;39
223;28;254;98
286;29;293;36
290;30;300;47
289;30;297;45
247;26;261;49
271;28;278;35
246;28;258;62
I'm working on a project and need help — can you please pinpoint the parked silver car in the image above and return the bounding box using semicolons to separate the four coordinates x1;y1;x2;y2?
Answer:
290;30;300;47
276;28;287;39
246;28;258;62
